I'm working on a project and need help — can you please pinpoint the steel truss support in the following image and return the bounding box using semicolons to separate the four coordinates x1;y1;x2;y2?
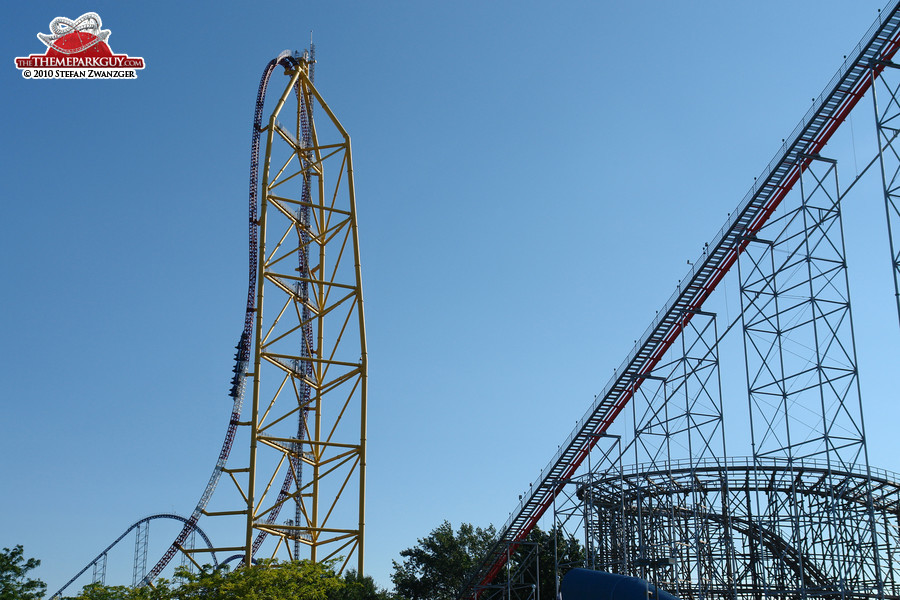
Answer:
132;521;149;587
626;310;726;469
738;154;884;599
474;542;541;600
581;435;624;575
551;472;608;598
91;553;107;585
179;529;197;572
550;434;625;585
205;55;369;573
555;310;736;600
551;467;616;600
873;62;900;328
568;461;900;600
624;310;732;599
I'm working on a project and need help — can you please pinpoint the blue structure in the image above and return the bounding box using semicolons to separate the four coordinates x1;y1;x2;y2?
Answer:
561;569;680;600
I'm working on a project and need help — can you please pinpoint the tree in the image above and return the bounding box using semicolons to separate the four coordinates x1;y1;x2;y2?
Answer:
391;523;585;600
0;545;46;600
68;583;134;600
329;570;392;600
391;521;497;600
172;560;344;600
64;560;389;600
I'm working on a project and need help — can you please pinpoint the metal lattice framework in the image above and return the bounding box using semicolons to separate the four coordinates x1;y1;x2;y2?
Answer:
51;515;216;598
237;51;368;571
570;460;900;600
541;148;899;599
873;62;900;327
464;3;900;599
739;155;863;472
736;155;885;596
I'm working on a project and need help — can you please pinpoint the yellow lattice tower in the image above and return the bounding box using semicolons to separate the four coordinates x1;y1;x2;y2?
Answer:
243;51;367;572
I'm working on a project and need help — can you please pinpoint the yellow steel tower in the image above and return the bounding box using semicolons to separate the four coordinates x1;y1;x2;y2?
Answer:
242;51;367;573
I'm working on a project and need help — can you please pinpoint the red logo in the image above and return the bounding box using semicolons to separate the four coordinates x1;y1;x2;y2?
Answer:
14;12;145;79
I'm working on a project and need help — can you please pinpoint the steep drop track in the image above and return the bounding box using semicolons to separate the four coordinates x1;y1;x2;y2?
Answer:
143;49;304;584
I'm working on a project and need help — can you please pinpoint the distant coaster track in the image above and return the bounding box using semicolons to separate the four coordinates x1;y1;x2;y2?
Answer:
463;3;900;597
50;514;215;598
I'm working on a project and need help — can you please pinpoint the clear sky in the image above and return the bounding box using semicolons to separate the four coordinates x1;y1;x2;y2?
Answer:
3;0;900;595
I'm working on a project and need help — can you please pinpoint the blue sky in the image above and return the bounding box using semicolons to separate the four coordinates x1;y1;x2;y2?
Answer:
3;0;900;594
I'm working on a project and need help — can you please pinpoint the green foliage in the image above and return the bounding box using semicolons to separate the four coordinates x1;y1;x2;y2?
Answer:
329;570;391;600
0;545;46;600
65;560;390;600
391;521;497;600
172;560;342;599
390;523;585;600
69;583;133;600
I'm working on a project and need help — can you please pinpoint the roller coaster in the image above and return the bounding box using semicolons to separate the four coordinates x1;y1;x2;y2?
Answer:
54;3;900;599
465;1;900;598
52;46;367;597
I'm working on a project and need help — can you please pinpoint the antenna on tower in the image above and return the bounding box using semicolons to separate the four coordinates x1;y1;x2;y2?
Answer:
309;33;315;83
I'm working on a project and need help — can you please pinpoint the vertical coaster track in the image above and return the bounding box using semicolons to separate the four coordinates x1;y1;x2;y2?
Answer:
145;49;319;581
247;46;316;561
